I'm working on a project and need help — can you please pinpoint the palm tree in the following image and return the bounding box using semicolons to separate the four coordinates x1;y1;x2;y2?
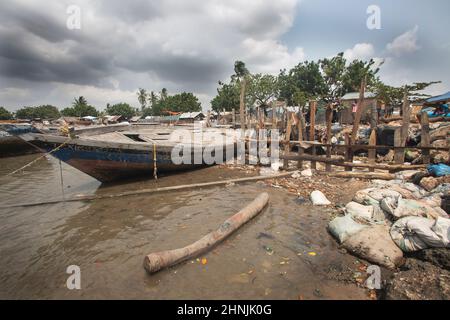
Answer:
73;96;88;108
234;61;249;132
148;91;158;107
161;88;168;101
137;88;148;111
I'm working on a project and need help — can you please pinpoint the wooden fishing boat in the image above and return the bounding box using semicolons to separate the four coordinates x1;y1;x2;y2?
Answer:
0;123;40;158
19;125;238;182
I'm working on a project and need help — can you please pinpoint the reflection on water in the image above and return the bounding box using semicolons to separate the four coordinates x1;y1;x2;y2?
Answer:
0;155;368;299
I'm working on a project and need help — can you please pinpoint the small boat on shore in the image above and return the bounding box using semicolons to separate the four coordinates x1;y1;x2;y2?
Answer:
0;123;41;158
19;125;237;182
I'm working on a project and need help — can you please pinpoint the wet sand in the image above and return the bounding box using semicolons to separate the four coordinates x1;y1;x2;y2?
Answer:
0;154;370;299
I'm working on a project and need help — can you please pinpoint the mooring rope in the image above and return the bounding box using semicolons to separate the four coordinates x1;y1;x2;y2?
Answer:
4;138;72;177
153;143;158;180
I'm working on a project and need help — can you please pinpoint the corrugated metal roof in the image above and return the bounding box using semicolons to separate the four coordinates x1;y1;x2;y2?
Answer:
341;92;377;100
179;112;204;119
426;91;450;104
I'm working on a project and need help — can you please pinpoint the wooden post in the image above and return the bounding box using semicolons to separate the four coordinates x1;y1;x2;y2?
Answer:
421;112;430;164
394;128;404;164
395;90;410;164
351;76;367;145
283;112;292;170
232;108;236;127
311;145;317;170
325;105;333;172
345;133;353;171
368;129;377;172
271;104;277;129
309;100;316;141
239;78;246;135
206;110;211;127
296;113;304;169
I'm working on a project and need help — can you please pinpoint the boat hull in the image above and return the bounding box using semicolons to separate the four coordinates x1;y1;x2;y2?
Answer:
25;137;235;182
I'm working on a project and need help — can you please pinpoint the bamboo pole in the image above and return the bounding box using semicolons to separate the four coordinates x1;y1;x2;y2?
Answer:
309;100;316;141
283;112;292;170
420;111;431;164
239;78;246;134
368;129;377;172
351;76;367;145
144;193;269;274
325;105;333;172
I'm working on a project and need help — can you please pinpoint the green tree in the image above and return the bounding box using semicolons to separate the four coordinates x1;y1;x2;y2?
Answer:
137;88;148;111
15;105;60;119
106;103;136;119
247;74;278;112
0;107;13;120
211;80;240;112
374;81;441;108
61;97;98;117
278;61;326;106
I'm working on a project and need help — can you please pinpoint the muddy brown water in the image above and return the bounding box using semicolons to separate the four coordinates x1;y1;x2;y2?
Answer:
0;154;369;299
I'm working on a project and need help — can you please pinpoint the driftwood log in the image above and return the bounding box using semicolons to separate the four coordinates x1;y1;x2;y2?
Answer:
143;192;270;274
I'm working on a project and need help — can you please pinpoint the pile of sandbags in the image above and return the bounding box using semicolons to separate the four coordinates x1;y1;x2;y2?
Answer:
328;170;450;269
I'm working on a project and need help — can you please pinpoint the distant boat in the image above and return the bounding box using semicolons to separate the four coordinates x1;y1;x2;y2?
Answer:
19;125;237;182
0;123;41;158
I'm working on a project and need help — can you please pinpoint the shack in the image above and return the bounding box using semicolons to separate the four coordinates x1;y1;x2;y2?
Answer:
340;92;378;125
178;112;205;124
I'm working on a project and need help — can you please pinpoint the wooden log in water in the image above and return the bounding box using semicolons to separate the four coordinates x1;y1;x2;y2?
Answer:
143;192;270;274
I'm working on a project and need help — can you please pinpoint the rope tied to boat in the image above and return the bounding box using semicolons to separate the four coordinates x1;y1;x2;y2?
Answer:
4;138;72;177
153;143;158;180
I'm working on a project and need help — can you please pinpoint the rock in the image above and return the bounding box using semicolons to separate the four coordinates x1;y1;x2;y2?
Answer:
301;169;313;177
405;150;420;162
420;176;450;192
291;171;301;179
310;190;331;206
420;176;441;192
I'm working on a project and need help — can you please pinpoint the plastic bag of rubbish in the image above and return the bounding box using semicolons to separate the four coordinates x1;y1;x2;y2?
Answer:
390;216;450;252
328;215;368;244
393;198;439;219
381;197;398;216
353;188;401;206
345;202;374;221
342;225;404;269
310;191;331;206
427;164;450;177
353;188;379;206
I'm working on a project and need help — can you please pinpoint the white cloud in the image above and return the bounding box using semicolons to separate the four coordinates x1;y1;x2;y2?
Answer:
0;0;303;110
343;43;375;61
242;38;306;74
386;25;420;56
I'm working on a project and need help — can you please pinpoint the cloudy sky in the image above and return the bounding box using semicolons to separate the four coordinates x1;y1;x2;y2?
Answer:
0;0;449;112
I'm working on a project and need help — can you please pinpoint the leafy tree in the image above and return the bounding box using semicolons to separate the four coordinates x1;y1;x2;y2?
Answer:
137;88;148;111
106;103;136;119
374;81;441;108
343;58;381;93
144;91;201;116
278;61;326;106
61;97;98;117
15;105;60;119
211;80;240;112
319;53;347;103
247;74;278;112
0;107;13;120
